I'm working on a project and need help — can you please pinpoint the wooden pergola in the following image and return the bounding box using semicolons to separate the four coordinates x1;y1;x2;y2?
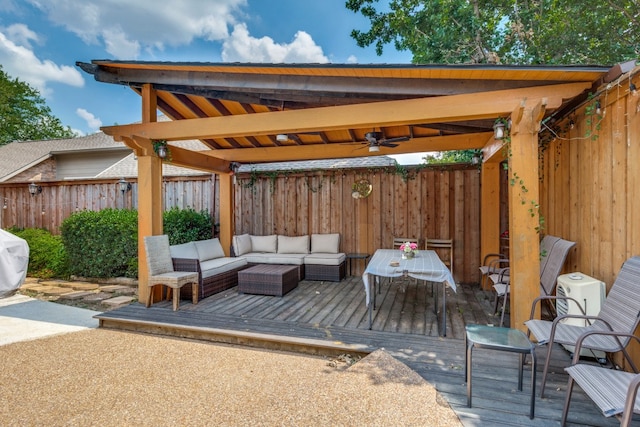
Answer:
77;60;621;331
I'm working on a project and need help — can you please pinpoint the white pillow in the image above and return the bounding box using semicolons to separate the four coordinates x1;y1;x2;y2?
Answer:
233;234;252;256
311;233;340;254
195;238;225;261
169;242;198;259
250;234;277;253
277;235;309;254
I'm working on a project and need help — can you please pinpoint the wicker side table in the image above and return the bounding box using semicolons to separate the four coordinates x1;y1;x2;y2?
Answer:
238;264;299;296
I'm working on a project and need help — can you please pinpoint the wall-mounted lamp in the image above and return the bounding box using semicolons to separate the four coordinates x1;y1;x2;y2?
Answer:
493;119;506;140
471;151;482;165
118;177;132;193
28;182;42;196
152;140;169;160
631;82;638;97
595;99;602;115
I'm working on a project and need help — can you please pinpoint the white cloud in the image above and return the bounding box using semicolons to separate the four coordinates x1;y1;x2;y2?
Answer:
76;108;102;131
347;55;358;64
2;23;38;49
222;23;328;63
0;30;84;96
27;0;246;59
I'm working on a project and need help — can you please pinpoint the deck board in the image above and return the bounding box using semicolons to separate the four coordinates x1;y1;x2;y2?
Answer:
95;276;638;426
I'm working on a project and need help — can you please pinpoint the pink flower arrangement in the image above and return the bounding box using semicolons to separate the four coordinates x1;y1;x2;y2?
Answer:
399;241;419;255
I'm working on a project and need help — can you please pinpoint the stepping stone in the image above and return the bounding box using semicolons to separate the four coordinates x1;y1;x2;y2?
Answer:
58;291;95;300
69;283;100;291
26;285;58;293
100;285;134;294
41;287;73;296
102;296;135;307
20;283;43;291
82;292;112;302
23;277;40;284
39;280;68;286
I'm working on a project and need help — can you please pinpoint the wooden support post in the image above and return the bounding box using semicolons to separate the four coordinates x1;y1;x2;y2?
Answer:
219;173;234;256
137;153;164;305
479;161;502;289
137;85;161;305
507;100;545;331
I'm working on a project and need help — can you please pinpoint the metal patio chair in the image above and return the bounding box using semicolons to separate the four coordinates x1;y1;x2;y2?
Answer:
491;236;575;326
526;256;640;398
561;330;640;426
144;235;199;311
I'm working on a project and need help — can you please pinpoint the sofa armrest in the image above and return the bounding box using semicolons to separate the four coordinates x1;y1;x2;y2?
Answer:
172;257;202;276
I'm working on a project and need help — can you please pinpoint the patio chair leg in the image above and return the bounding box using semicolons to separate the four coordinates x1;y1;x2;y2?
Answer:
560;376;576;426
172;287;180;311
500;292;508;327
539;338;556;398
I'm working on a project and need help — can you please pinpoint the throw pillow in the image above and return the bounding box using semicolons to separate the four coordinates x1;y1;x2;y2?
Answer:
250;234;277;253
311;233;340;253
233;234;252;256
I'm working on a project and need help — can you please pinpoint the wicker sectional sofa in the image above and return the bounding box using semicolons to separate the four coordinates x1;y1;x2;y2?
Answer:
169;238;249;300
232;233;346;282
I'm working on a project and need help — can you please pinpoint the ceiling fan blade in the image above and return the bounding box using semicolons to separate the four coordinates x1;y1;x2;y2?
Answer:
381;136;410;144
381;142;399;148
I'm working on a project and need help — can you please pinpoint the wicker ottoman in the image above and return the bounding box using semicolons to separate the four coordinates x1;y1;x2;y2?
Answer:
237;264;299;296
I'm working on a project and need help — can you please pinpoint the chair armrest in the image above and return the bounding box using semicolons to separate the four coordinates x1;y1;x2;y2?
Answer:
622;374;640;425
528;295;586;320
172;257;202;275
572;331;640;365
482;253;506;264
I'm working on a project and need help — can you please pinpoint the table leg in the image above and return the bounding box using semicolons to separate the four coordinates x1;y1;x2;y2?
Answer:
442;282;447;337
368;279;372;330
529;348;537;419
466;342;473;407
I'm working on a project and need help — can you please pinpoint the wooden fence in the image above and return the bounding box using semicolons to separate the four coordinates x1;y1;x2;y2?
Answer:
234;164;481;282
0;175;218;233
1;164;482;284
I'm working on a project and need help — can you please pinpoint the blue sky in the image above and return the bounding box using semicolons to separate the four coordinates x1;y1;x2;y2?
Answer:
0;0;429;163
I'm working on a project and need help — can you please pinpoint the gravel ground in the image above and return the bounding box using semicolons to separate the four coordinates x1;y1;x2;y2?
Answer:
0;329;462;426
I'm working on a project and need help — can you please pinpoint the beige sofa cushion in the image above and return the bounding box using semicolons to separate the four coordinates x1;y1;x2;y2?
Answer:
169;242;198;259
311;233;340;254
195;238;225;262
304;253;346;266
250;234;277;253
277;235;309;254
233;234;252;256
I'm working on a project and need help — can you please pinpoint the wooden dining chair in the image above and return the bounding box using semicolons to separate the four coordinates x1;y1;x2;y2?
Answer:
426;238;454;276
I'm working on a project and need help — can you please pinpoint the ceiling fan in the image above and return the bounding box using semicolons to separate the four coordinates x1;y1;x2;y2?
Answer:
363;131;410;152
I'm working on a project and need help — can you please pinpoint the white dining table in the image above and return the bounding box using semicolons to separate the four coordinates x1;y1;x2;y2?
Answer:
362;249;456;336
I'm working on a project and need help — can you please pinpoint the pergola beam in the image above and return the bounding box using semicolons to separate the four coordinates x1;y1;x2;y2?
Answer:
101;82;591;142
205;133;492;164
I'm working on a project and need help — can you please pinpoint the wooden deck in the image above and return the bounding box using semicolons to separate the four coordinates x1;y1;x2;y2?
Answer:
96;276;637;426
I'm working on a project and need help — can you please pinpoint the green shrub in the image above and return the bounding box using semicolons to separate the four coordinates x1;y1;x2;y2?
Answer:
163;207;213;245
61;209;138;278
8;227;69;279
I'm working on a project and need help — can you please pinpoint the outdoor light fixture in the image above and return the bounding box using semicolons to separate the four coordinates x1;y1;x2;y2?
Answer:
156;144;168;159
471;151;482;165
631;82;638;96
368;145;380;152
276;134;289;142
28;182;42;196
596;99;602;115
493;119;506;140
118;177;132;193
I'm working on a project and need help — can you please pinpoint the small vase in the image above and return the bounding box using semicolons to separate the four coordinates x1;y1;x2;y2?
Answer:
402;252;414;260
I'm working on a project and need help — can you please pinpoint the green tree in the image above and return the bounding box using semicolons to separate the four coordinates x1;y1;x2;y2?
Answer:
0;65;74;146
346;0;640;65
